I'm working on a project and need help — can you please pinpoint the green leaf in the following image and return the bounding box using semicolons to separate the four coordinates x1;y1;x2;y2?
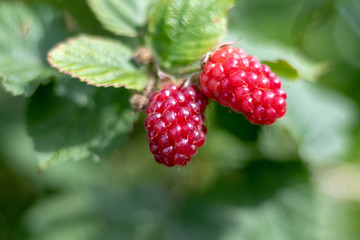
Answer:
149;0;235;68
48;35;147;91
88;0;154;37
26;80;138;170
0;60;53;96
262;59;299;80
279;80;357;165
0;2;67;96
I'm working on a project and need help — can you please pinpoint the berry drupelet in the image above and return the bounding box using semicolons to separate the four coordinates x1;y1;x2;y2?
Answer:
145;84;208;167
200;46;287;125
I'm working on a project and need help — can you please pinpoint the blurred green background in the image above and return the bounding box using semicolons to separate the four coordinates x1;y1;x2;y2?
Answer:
1;0;360;239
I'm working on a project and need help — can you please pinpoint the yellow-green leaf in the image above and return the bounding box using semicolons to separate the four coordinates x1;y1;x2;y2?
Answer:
48;35;147;91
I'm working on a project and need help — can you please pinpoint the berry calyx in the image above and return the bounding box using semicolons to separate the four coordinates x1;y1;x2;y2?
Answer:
200;46;287;125
145;84;208;167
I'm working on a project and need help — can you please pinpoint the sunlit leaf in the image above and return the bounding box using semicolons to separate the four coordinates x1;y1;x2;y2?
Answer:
48;35;147;91
149;0;235;67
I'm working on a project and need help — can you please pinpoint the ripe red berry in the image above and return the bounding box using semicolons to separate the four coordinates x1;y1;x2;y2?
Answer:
145;84;208;167
200;46;287;125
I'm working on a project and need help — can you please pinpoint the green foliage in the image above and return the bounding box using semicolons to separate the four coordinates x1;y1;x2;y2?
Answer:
262;59;299;80
48;35;147;90
88;0;154;37
149;0;235;67
0;0;360;239
338;0;360;38
221;184;318;240
0;2;66;96
226;35;328;81
27;79;138;169
280;80;357;164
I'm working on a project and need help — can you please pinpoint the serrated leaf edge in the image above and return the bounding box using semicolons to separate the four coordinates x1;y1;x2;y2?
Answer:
47;34;141;89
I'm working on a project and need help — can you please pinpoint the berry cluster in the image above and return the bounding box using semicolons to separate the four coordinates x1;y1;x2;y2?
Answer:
144;46;287;166
145;84;208;167
200;46;287;125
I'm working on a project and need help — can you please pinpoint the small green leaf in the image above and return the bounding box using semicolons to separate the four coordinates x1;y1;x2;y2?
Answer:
262;59;299;80
0;2;66;96
48;35;147;91
27;80;138;170
149;0;235;68
88;0;153;37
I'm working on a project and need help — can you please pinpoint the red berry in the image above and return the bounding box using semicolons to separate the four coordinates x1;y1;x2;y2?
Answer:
145;84;208;167
200;46;287;125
